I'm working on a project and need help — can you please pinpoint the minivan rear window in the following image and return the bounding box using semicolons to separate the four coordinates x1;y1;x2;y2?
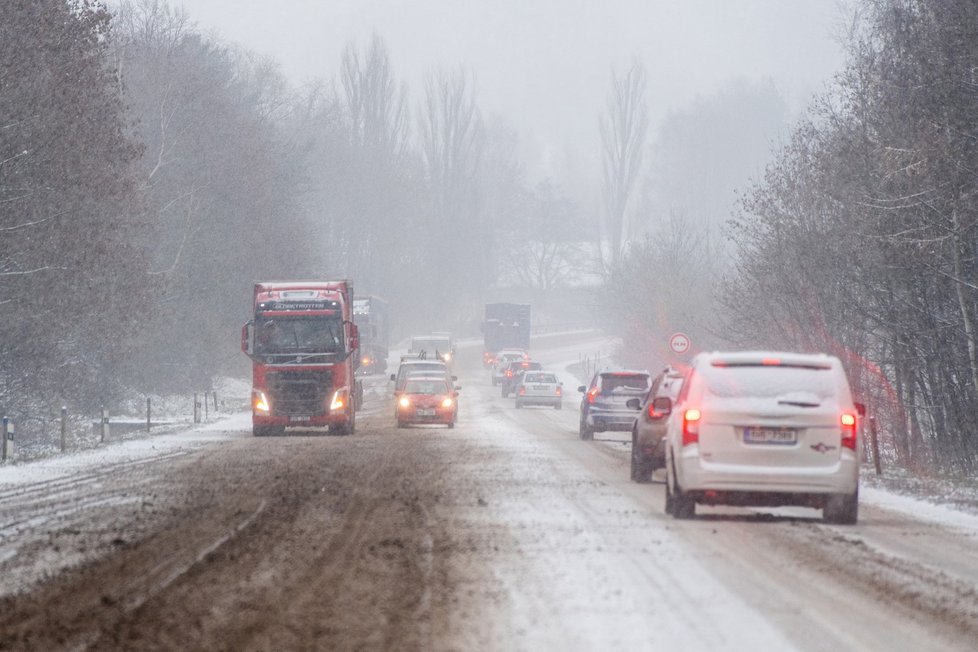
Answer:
700;365;835;399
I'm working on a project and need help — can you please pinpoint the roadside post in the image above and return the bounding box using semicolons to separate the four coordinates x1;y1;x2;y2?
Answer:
1;416;9;462
146;397;152;433
204;392;209;420
193;393;200;423
61;406;68;452
100;406;109;443
869;415;882;476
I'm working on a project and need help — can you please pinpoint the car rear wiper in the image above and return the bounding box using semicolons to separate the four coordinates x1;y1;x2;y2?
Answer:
777;399;820;408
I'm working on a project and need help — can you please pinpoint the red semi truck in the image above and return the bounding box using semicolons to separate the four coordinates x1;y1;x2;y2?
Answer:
241;281;361;436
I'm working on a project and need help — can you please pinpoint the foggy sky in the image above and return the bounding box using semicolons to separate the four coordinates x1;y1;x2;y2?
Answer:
175;0;848;178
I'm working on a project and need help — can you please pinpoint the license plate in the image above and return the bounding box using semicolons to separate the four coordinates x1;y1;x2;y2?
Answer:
533;385;548;391
290;416;311;422
744;427;797;445
417;408;435;416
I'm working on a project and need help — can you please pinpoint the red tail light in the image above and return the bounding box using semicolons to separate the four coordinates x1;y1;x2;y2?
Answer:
682;409;701;446
506;370;513;378
587;387;599;403
519;386;526;396
841;412;857;450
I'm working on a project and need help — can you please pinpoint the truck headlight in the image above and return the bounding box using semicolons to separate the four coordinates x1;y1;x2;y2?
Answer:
253;390;270;414
330;389;348;411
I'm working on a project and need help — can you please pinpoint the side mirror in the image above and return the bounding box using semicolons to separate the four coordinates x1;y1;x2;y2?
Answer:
854;402;867;417
349;322;360;352
452;375;458;381
454;390;460;397
650;397;672;419
241;321;253;356
577;385;586;393
455;386;462;391
390;374;396;382
626;398;641;410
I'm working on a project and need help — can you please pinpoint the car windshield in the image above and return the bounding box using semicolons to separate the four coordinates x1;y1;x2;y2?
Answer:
524;373;557;384
600;374;650;392
255;316;343;358
701;365;835;400
404;379;449;395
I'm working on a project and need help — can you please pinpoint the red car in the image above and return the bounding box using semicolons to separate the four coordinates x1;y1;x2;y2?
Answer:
396;377;459;428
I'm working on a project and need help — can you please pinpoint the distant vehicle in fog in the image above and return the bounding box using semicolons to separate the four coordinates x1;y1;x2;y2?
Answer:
491;349;529;386
483;303;530;367
409;334;455;368
578;369;651;440
500;360;542;398
514;371;563;409
353;296;390;375
659;351;863;523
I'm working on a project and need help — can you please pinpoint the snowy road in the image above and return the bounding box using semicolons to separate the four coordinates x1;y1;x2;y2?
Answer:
1;331;977;650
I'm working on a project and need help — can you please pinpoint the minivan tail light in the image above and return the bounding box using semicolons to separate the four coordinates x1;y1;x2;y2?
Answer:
841;412;857;450
587;387;600;403
683;409;701;446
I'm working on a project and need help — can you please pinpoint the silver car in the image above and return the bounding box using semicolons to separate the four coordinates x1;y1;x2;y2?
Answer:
514;371;563;409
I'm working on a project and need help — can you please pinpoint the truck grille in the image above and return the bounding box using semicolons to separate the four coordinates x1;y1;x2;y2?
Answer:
266;370;332;416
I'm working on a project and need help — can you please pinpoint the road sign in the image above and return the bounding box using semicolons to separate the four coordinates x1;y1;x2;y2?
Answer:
669;332;691;355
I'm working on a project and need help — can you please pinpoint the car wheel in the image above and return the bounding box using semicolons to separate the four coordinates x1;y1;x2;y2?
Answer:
579;415;593;440
823;490;858;525
397;420;406;428
667;455;694;519
447;421;455;429
501;386;509;398
630;429;651;483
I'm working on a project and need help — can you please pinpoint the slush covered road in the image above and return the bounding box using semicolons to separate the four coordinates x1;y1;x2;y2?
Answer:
1;332;977;650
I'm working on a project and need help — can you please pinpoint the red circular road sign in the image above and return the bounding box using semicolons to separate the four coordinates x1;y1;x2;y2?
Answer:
669;332;691;355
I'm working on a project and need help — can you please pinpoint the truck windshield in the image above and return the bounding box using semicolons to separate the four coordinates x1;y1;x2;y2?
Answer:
255;316;344;361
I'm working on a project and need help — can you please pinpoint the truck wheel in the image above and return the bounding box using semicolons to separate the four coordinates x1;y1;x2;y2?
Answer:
447;421;455;429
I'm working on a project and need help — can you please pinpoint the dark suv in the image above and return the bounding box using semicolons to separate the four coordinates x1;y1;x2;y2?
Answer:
578;369;651;440
501;360;542;397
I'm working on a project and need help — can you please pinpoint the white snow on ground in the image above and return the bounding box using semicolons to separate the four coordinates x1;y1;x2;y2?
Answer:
0;412;251;486
861;486;978;533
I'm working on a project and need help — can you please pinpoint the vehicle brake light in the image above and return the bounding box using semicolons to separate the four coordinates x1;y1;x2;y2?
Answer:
841;412;857;450
587;387;599;403
506;370;513;377
682;408;701;446
441;397;453;408
519;387;526;396
648;403;664;419
761;357;781;366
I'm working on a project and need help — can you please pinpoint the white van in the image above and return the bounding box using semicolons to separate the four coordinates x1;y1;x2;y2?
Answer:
659;351;863;523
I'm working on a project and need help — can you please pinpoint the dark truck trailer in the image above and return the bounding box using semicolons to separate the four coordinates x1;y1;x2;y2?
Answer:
483;303;531;366
353;295;390;374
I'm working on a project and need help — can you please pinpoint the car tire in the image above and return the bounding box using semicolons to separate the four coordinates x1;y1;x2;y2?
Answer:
823;490;858;525
579;415;593;440
501;386;509;398
630;429;652;483
447;421;455;429
667;455;695;519
397;420;406;428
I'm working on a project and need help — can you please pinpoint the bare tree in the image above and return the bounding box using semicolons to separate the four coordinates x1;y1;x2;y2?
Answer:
600;59;649;268
419;66;486;296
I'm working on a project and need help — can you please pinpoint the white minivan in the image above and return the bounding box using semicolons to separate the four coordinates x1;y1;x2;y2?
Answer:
659;351;863;523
